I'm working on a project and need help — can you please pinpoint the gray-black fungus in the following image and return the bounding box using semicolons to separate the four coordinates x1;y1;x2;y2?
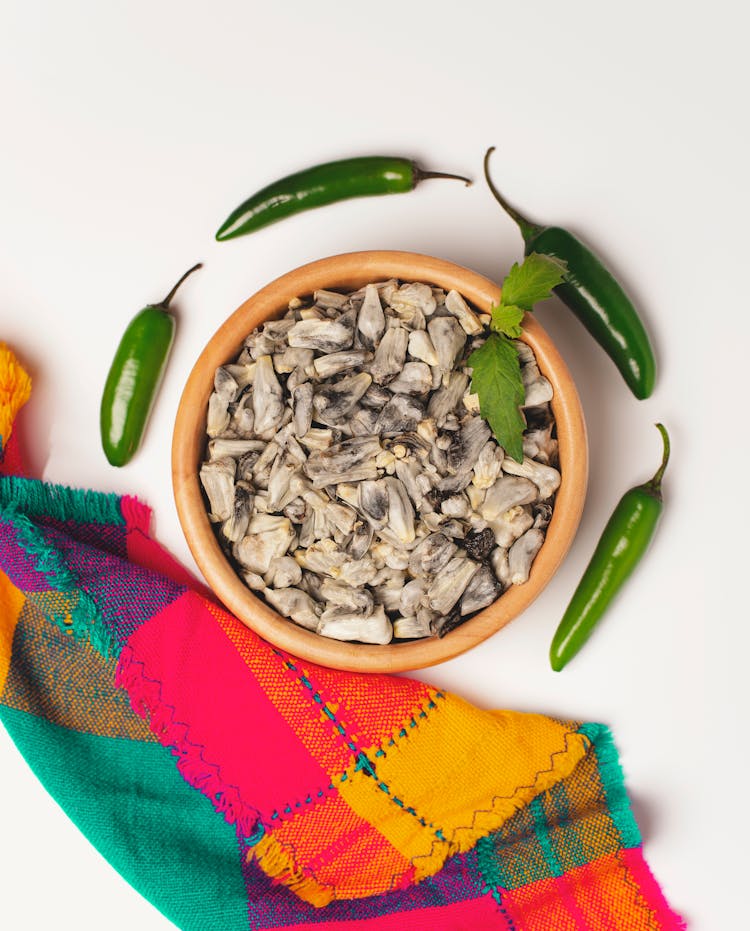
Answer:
200;279;560;644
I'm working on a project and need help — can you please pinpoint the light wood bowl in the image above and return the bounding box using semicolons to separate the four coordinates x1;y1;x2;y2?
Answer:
172;251;588;672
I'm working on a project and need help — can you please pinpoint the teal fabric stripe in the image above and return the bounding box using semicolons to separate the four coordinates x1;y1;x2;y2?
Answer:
2;507;116;658
0;706;249;930
529;797;563;878
579;722;641;848
0;475;125;526
476;721;641;896
544;779;589;872
475;834;503;889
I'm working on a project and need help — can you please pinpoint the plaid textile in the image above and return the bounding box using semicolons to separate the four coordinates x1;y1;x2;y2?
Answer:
0;344;684;929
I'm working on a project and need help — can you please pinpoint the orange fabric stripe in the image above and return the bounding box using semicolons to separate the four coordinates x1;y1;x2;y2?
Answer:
503;851;665;930
207;603;354;776
347;696;588;876
270;792;413;899
0;569;25;695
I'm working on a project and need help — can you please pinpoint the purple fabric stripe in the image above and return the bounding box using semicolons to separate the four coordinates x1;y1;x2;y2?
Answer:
243;847;487;929
38;523;185;646
0;519;55;592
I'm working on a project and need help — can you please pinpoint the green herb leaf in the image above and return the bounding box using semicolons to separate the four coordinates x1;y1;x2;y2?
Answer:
471;253;567;459
500;252;567;311
467;333;526;462
490;303;525;338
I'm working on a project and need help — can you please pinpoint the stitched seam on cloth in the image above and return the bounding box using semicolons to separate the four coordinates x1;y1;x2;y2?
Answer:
405;728;586;879
1;503;116;658
475;842;518;930
485;885;518;931
115;645;262;839
614;849;659;931
375;691;446;757
274;651;363;758
0;475;125;526
272;650;449;834
267;785;336;823
614;848;687;930
476;726;667;931
267;651;373;825
352;693;449;840
446;728;585;845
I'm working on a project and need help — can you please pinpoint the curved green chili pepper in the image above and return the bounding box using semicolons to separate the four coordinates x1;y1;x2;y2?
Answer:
550;423;670;671
483;148;656;400
215;156;471;241
100;263;202;467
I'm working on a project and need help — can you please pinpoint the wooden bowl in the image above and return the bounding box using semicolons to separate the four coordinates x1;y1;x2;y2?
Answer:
172;251;588;672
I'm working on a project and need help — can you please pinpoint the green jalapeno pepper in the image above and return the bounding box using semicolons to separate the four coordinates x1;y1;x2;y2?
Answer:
215;156;471;241
100;263;202;467
483;148;656;400
550;423;670;671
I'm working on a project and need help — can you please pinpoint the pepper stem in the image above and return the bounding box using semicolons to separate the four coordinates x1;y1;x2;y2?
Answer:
413;166;472;187
483;147;542;243
644;423;670;497
156;263;203;310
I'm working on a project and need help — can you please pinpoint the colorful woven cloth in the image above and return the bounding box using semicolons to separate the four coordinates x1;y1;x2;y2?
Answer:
0;344;684;929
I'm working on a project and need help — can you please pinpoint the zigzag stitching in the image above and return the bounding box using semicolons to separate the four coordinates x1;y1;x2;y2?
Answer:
115;645;262;839
406;728;584;874
614;847;660;930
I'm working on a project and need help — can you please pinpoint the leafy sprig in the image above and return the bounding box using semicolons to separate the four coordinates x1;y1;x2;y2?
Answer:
468;253;567;461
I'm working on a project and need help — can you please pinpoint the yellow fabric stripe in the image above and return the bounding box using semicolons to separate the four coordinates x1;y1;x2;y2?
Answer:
0;341;32;447
340;695;589;881
0;569;26;694
337;766;451;877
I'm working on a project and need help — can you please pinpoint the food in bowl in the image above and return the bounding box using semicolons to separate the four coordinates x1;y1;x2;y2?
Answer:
198;279;560;645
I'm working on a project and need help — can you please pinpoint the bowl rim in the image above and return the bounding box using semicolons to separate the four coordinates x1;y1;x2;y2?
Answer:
172;250;588;672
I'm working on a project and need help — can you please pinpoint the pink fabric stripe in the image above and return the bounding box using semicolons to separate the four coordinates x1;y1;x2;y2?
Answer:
0;429;26;476
124;590;332;819
122;496;210;593
620;848;687;930
556;870;596;930
275;893;506;930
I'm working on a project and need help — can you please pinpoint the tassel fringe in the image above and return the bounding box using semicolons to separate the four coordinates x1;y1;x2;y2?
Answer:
115;646;261;841
0;341;31;452
251;834;335;908
0;475;125;527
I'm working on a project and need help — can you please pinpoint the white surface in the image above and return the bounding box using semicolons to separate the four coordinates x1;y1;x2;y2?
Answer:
0;1;746;927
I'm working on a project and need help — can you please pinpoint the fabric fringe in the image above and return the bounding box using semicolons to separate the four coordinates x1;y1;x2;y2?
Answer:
115;646;261;841
0;475;125;527
1;502;115;658
579;722;641;847
251;834;335;908
581;724;687;928
120;494;152;536
409;728;592;878
0;341;31;451
620;849;689;930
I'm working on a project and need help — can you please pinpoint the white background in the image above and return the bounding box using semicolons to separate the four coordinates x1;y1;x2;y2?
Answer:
1;1;746;928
